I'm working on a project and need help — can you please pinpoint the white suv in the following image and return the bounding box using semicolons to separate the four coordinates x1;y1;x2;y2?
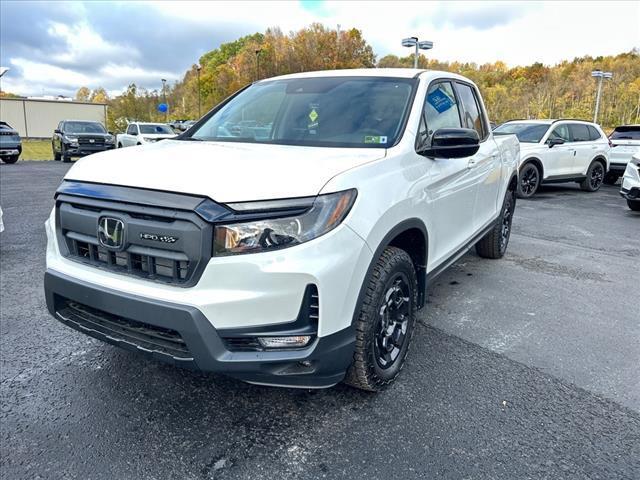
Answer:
620;154;640;211
607;125;640;185
44;69;519;391
494;119;610;198
116;122;176;148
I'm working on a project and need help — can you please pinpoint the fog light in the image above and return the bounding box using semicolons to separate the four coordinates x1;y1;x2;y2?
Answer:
258;336;312;349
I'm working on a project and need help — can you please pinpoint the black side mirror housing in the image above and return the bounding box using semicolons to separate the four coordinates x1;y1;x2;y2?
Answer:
54;129;61;134
547;137;565;148
418;128;480;159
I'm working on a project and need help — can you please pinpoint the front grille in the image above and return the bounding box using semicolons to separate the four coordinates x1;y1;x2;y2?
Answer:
56;193;212;287
71;238;189;282
57;300;192;359
78;137;105;145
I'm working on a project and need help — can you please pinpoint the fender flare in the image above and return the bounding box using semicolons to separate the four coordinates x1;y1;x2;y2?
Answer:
350;218;429;327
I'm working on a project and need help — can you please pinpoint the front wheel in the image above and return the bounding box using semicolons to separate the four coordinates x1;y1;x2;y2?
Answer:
628;200;640;212
476;188;516;259
580;160;605;192
344;247;417;392
517;163;540;198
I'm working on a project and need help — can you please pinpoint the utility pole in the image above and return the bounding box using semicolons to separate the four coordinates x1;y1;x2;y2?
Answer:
161;78;167;122
255;49;262;81
196;64;202;118
591;70;612;124
402;37;434;69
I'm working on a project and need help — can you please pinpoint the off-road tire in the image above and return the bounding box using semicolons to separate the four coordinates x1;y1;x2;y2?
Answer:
628;200;640;212
343;247;418;392
53;147;61;161
517;162;540;198
476;189;516;259
580;160;605;192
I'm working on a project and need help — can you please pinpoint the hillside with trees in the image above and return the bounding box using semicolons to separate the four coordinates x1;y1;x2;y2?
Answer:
71;24;638;131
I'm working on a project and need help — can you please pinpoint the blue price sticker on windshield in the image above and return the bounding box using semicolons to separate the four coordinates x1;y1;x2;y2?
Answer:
427;87;453;113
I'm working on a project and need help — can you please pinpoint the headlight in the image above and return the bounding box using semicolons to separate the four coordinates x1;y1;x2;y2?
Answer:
105;135;115;143
143;137;157;142
214;189;357;256
64;135;78;144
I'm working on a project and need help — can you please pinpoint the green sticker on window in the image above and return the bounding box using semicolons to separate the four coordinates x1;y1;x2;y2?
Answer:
309;109;318;122
364;135;388;144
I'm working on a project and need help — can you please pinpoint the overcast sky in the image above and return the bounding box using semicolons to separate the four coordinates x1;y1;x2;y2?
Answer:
1;0;638;98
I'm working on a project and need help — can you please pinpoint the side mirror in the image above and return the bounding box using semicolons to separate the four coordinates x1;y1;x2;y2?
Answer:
418;128;480;159
547;137;565;148
54;129;61;134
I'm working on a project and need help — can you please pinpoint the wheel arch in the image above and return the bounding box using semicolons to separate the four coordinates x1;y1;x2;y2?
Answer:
520;156;544;179
351;219;429;328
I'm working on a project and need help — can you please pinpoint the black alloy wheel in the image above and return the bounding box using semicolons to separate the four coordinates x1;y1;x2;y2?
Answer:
518;163;539;198
374;274;411;369
589;163;604;190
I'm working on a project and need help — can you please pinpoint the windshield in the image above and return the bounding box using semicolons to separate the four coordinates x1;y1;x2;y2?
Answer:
494;123;550;143
64;122;106;134
610;126;640;140
187;77;416;148
140;124;174;135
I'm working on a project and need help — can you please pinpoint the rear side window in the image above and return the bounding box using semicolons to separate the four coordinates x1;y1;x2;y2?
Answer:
610;126;640;140
549;124;571;142
569;124;590;142
587;126;601;141
455;83;487;139
421;81;462;135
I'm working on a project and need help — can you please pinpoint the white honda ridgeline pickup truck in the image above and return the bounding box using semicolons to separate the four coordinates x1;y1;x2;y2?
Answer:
44;69;519;391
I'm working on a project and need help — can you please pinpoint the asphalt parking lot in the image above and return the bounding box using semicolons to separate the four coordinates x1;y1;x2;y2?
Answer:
1;161;639;479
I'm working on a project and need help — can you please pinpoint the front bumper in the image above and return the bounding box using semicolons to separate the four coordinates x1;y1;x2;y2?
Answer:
620;160;640;200
45;270;355;387
65;144;115;157
0;144;21;157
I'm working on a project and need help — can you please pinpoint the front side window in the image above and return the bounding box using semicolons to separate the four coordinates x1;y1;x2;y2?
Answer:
188;77;416;148
64;122;106;134
421;81;462;136
127;125;137;135
569;124;590;142
493;123;550;143
456;83;486;138
549;124;571;142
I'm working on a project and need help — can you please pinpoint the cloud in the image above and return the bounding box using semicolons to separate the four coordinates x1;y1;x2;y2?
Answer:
0;0;638;98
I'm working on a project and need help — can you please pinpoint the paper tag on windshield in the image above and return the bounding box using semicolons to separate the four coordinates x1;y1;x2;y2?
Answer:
364;135;387;144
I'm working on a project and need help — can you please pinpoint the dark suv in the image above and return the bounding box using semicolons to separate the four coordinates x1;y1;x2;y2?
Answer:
52;120;115;162
0;121;22;164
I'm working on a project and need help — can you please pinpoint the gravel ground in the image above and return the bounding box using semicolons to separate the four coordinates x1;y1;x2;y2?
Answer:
1;161;639;480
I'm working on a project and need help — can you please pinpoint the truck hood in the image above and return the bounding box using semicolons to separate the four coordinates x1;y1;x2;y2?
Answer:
65;140;386;202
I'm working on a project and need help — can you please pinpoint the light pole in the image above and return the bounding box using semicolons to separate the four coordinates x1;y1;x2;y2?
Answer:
195;64;202;118
255;49;262;81
402;37;434;68
591;70;612;124
161;78;167;122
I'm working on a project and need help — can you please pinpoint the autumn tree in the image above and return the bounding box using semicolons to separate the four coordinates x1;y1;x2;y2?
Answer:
75;86;90;102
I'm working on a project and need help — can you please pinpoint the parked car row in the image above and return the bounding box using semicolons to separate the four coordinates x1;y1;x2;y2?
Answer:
493;121;639;210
